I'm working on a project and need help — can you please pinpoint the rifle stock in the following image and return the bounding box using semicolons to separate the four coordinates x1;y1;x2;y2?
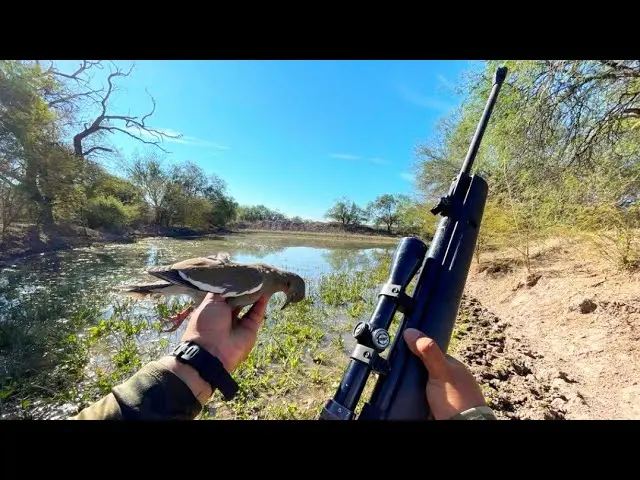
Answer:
319;66;507;421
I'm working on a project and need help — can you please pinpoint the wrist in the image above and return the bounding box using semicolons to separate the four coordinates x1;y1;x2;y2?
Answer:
158;356;213;406
180;336;234;373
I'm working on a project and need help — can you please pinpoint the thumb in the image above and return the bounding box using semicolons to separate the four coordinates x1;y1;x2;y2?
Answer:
403;328;450;381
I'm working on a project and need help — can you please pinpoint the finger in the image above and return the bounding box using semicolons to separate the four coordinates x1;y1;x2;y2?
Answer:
237;295;269;333
231;306;244;328
403;328;450;381
196;293;225;313
201;293;225;305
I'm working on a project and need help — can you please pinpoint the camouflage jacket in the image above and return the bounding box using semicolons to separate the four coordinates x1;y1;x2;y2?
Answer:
69;361;497;420
69;361;203;420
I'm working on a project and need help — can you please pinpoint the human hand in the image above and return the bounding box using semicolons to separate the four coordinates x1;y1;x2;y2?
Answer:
160;293;269;405
181;293;269;373
403;328;487;420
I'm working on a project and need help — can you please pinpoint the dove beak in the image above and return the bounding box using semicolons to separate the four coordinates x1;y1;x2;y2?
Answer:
281;292;295;310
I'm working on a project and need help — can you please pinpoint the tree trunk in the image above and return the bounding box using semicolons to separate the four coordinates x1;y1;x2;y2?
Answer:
23;164;55;228
38;197;55;227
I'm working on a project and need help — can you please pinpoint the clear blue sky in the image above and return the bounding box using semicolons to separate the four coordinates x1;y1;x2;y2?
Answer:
55;60;477;220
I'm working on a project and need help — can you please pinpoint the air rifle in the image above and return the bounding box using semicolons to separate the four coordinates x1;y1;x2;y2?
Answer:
320;66;508;420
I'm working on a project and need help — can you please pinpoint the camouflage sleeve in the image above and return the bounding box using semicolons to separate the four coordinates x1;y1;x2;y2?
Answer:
449;405;498;420
68;361;203;420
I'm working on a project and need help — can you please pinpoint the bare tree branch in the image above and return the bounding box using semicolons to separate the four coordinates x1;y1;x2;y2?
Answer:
62;62;180;158
83;146;113;157
47;88;103;108
51;60;102;82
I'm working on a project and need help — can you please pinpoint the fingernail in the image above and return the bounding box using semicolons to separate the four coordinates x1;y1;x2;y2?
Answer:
403;328;419;339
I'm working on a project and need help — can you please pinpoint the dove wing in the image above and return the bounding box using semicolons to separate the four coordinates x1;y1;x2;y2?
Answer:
147;257;265;298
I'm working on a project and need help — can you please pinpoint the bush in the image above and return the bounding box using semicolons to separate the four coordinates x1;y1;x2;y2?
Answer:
85;195;129;231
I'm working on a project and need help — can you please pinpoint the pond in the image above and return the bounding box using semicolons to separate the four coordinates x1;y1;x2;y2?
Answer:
0;232;398;419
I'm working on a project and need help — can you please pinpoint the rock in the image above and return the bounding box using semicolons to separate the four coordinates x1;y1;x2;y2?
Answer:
557;370;578;383
525;273;542;287
550;398;567;411
514;273;542;290
569;298;597;314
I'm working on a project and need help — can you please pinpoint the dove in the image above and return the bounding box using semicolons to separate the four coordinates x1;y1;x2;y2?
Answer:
115;252;305;332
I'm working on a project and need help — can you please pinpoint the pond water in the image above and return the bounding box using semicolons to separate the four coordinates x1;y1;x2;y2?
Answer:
0;233;396;318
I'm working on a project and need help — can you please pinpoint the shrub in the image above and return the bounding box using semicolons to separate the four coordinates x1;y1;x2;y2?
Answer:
85;195;129;231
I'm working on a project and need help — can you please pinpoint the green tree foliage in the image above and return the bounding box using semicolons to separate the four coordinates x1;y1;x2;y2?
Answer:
237;204;287;222
85;195;131;231
415;60;640;270
0;61;69;226
122;150;236;229
324;197;368;226
367;194;409;233
396;199;435;237
0;60;178;232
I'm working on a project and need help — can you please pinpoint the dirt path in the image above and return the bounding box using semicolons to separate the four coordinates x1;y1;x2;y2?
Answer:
463;239;640;420
451;296;567;419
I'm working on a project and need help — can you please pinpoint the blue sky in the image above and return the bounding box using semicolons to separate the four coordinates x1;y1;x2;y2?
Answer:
55;60;477;220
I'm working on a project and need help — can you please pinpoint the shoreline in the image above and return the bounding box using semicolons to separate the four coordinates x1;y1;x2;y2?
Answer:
0;225;401;267
232;228;400;242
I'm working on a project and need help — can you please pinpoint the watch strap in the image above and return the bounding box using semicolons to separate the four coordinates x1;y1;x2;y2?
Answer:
171;341;239;401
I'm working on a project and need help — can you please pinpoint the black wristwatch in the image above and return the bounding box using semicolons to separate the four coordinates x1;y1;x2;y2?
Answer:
171;341;239;401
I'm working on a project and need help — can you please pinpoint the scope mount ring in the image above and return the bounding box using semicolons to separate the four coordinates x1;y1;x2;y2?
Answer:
378;283;414;314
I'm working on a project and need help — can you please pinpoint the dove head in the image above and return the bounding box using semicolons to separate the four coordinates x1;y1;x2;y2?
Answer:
281;272;306;310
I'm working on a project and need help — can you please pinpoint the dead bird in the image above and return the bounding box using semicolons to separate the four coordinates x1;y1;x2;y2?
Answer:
115;252;306;331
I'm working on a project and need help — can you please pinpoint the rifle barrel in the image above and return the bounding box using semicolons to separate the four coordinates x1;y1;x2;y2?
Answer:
460;66;508;176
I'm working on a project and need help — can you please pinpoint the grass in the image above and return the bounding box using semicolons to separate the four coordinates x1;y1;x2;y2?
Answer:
0;252;395;420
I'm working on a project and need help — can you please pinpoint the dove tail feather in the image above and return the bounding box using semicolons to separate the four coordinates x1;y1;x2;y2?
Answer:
114;281;172;298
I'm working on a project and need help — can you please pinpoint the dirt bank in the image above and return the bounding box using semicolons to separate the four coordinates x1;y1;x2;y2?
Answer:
231;220;403;238
463;238;640;419
0;223;226;267
1;221;401;266
451;296;569;419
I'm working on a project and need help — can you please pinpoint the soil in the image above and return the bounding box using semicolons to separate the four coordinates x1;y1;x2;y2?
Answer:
461;238;640;419
0;223;229;266
452;296;569;419
231;220;401;237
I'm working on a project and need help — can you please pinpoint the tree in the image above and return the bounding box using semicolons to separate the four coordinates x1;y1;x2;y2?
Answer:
237;204;287;222
325;197;367;226
396;198;434;237
87;168;145;206
124;150;171;225
208;194;238;227
0;60;178;229
39;60;179;159
368;194;408;233
0;182;28;237
0;60;69;226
